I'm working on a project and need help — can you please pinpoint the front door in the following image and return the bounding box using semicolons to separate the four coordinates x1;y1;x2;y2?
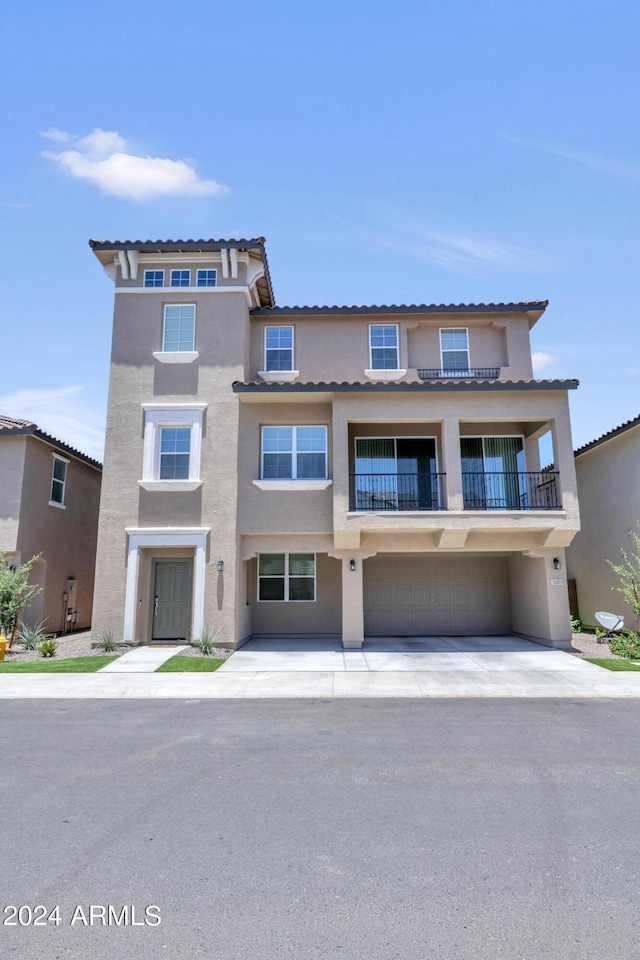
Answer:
152;559;193;641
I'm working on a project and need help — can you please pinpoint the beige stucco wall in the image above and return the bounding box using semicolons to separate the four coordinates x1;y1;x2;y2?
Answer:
249;312;534;382
246;553;341;637
566;426;640;631
508;550;572;647
92;288;250;647
15;437;101;631
0;436;26;553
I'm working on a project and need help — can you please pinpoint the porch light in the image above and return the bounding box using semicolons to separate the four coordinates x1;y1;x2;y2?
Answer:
553;557;561;570
217;559;224;572
349;559;356;572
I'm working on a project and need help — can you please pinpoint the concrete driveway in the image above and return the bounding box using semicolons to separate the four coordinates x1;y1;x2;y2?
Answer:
219;635;597;674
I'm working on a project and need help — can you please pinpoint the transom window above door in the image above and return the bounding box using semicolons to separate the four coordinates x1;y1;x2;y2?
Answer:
264;327;294;371
262;426;327;479
440;328;469;372
369;325;399;370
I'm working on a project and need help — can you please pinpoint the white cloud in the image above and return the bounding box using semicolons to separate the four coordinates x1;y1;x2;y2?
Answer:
532;351;559;373
41;126;73;142
42;127;229;202
500;133;640;180
0;386;105;461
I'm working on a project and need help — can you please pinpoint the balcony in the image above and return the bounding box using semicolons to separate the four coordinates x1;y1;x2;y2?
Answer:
417;367;500;380
462;471;561;510
350;472;445;511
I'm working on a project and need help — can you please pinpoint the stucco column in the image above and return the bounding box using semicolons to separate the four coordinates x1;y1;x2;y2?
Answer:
551;410;579;519
442;417;463;511
123;543;140;644
332;400;350;527
508;550;572;648
341;556;364;649
524;435;541;472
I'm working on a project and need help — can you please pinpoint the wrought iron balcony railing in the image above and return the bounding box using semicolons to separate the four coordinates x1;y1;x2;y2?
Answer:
461;471;561;510
350;473;445;511
417;367;500;380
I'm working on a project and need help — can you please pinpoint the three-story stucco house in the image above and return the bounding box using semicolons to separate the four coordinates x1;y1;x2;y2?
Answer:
0;416;102;632
90;237;580;649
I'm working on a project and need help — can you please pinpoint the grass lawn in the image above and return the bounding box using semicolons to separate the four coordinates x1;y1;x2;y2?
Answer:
0;655;118;674
156;655;226;672
586;658;640;672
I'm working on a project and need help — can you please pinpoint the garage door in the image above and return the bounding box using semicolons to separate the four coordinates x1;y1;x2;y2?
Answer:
363;555;511;636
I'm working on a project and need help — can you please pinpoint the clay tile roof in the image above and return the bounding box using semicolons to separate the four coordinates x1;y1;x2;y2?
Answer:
574;413;640;456
0;416;102;469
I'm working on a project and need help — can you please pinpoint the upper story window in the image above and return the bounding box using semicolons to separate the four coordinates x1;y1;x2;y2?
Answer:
144;270;164;288
170;269;191;287
50;454;68;507
262;426;327;479
163;305;195;352
440;328;469;372
369;325;399;370
265;327;294;371
197;269;217;287
159;427;191;480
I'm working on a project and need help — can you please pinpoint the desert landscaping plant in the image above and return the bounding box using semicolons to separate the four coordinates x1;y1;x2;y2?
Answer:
570;616;583;633
0;554;42;650
193;625;223;656
608;630;640;660
608;523;640;625
94;628;121;652
37;637;58;658
18;619;47;650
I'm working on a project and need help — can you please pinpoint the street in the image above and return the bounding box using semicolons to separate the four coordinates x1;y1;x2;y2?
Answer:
1;698;638;959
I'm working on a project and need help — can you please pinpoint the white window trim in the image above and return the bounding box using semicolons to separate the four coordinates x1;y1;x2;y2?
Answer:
123;527;209;643
139;405;206;491
257;552;317;602
50;453;69;508
263;326;295;372
196;268;217;287
253;479;332;491
440;327;470;373
261;425;328;481
365;323;405;379
144;269;165;287
170;269;191;287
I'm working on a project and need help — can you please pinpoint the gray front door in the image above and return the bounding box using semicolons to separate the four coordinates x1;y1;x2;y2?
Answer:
152;560;193;641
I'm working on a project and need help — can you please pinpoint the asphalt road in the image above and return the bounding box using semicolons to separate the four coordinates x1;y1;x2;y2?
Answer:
1;699;639;960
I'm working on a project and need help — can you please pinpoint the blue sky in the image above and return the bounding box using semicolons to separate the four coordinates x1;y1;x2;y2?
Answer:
1;0;639;460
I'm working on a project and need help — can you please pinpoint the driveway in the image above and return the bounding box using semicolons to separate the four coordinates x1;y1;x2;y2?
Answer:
219;635;599;674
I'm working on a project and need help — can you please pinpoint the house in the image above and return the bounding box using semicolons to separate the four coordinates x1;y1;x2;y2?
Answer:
566;414;640;631
0;416;102;632
89;237;580;650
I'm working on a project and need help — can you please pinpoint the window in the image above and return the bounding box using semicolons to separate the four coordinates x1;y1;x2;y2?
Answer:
50;455;68;505
369;325;399;369
440;328;469;372
258;553;315;601
163;305;195;352
262;426;327;479
144;270;164;288
197;269;217;287
461;437;526;509
170;269;191;287
140;405;206;490
265;327;294;371
159;427;191;480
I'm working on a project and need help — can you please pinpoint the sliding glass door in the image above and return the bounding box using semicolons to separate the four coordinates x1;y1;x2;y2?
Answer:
355;438;437;510
461;437;526;509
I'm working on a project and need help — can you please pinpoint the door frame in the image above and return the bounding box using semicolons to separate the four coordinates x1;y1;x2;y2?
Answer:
149;557;194;642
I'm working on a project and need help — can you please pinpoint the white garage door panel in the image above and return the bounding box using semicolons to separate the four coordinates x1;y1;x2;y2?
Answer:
363;556;511;636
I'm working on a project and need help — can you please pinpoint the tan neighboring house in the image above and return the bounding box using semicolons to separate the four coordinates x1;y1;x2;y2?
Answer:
0;416;102;632
566;414;640;631
90;237;580;650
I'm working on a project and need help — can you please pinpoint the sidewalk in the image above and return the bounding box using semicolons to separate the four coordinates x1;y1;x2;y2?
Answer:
99;645;187;672
2;668;640;698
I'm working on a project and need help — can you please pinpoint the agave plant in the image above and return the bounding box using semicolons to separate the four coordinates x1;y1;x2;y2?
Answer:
94;628;121;652
193;625;223;656
18;619;47;651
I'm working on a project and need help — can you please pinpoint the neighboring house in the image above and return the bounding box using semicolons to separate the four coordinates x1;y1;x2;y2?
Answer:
0;416;102;633
566;414;640;631
90;237;580;650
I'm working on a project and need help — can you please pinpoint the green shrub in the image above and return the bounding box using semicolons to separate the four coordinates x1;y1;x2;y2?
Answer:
95;628;121;652
609;630;640;660
193;625;223;656
18;620;46;650
570;616;582;633
37;637;58;658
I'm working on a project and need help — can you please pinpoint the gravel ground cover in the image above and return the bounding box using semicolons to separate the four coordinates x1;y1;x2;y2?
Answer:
2;631;119;664
569;630;627;660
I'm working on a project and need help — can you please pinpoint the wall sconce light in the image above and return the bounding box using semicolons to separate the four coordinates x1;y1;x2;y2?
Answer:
553;557;561;570
217;559;224;572
349;559;356;572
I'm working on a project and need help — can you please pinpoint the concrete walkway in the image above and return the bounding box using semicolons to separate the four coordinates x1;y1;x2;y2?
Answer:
99;644;187;673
